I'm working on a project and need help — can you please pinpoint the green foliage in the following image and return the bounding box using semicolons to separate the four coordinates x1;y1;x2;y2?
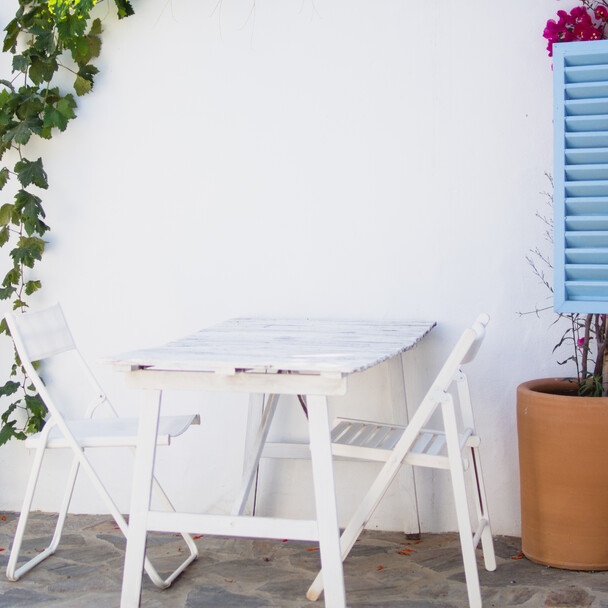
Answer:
0;0;135;445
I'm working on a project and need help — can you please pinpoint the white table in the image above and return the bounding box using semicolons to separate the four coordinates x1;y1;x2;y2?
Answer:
109;318;435;607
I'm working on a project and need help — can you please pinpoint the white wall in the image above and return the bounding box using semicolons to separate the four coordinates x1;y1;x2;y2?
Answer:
0;0;572;537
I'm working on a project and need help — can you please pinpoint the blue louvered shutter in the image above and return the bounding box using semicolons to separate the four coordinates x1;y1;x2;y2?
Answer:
553;40;608;313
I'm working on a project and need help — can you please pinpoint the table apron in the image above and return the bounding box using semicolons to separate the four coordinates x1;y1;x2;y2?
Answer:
123;369;348;396
145;511;320;542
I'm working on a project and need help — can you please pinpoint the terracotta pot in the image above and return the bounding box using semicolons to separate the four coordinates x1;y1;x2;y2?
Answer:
517;378;608;570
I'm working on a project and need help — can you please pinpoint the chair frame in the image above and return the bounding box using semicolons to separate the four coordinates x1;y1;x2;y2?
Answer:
4;304;199;588
306;314;496;608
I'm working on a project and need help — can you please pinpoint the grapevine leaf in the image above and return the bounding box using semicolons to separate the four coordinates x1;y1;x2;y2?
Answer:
3;18;21;53
43;96;76;132
15;157;48;189
0;80;15;93
0;421;25;447
89;18;103;36
74;75;92;96
0;285;16;300
0;167;8;190
0;227;9;247
12;55;28;74
28;56;59;85
3;118;42;145
114;0;135;19
0;203;15;226
2;267;20;287
0;380;19;397
24;393;46;420
25;280;41;295
56;14;88;40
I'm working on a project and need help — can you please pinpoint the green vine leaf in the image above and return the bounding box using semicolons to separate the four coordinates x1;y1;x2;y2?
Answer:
15;158;48;190
43;95;77;131
0;420;26;446
0;227;9;247
3;117;43;145
74;74;92;96
114;0;135;19
24;280;41;295
28;55;59;85
0;203;14;226
0;380;19;397
0;167;8;190
0;0;136;445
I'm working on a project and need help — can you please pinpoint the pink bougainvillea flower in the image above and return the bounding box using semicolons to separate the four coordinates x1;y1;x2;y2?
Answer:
596;5;608;21
577;337;586;347
582;25;602;40
571;6;593;25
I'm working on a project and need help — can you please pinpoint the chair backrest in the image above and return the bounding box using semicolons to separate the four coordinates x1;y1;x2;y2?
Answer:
428;313;489;395
5;304;108;423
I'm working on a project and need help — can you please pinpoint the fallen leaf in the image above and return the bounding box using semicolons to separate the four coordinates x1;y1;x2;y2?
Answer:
0;516;5;521
377;565;383;571
307;547;319;552
511;552;525;560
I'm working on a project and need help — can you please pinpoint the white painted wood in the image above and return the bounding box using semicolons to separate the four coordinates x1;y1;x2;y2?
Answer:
121;390;162;607
237;392;266;516
306;395;346;608
232;394;279;516
4;305;199;590
108;318;435;375
307;315;497;608
146;511;319;541
108;317;435;608
387;354;421;535
124;367;349;396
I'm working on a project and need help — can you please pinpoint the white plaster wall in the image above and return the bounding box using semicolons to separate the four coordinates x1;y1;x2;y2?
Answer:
0;0;574;537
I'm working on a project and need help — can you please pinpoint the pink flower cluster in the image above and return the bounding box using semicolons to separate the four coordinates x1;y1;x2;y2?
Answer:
544;2;608;57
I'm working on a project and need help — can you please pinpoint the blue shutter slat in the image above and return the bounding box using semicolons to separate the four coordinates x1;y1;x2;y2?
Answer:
565;197;608;214
565;248;608;263
565;98;608;115
566;264;608;280
566;117;608;132
565;216;608;230
565;82;608;99
564;180;608;196
565;148;608;162
565;132;608;147
554;40;608;312
565;165;608;180
564;282;608;300
565;65;608;82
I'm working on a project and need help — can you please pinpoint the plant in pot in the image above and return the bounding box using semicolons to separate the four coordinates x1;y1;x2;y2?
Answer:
518;0;608;570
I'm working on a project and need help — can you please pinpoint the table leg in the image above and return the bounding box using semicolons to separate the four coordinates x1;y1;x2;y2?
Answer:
120;389;162;608
306;395;346;608
387;354;421;536
232;393;279;516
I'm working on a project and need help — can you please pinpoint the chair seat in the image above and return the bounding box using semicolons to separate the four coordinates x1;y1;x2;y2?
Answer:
25;415;200;449
330;417;480;470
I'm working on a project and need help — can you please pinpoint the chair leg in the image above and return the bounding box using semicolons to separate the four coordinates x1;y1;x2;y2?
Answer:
470;447;496;572
7;449;79;581
441;398;482;608
306;424;421;601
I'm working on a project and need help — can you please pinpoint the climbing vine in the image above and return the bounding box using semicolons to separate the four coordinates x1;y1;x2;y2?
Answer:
0;0;134;445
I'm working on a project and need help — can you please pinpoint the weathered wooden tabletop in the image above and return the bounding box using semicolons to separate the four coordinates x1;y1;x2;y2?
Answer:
109;318;436;375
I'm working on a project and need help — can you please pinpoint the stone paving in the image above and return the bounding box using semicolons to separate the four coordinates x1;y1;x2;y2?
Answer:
1;512;608;607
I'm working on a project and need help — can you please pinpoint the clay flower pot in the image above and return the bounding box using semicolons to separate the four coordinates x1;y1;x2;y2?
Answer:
517;378;608;570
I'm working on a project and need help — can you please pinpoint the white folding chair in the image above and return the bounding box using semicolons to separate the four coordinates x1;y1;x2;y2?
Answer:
4;304;200;588
307;314;496;608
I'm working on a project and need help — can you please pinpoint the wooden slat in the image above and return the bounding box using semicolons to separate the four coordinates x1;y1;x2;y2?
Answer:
107;318;436;375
